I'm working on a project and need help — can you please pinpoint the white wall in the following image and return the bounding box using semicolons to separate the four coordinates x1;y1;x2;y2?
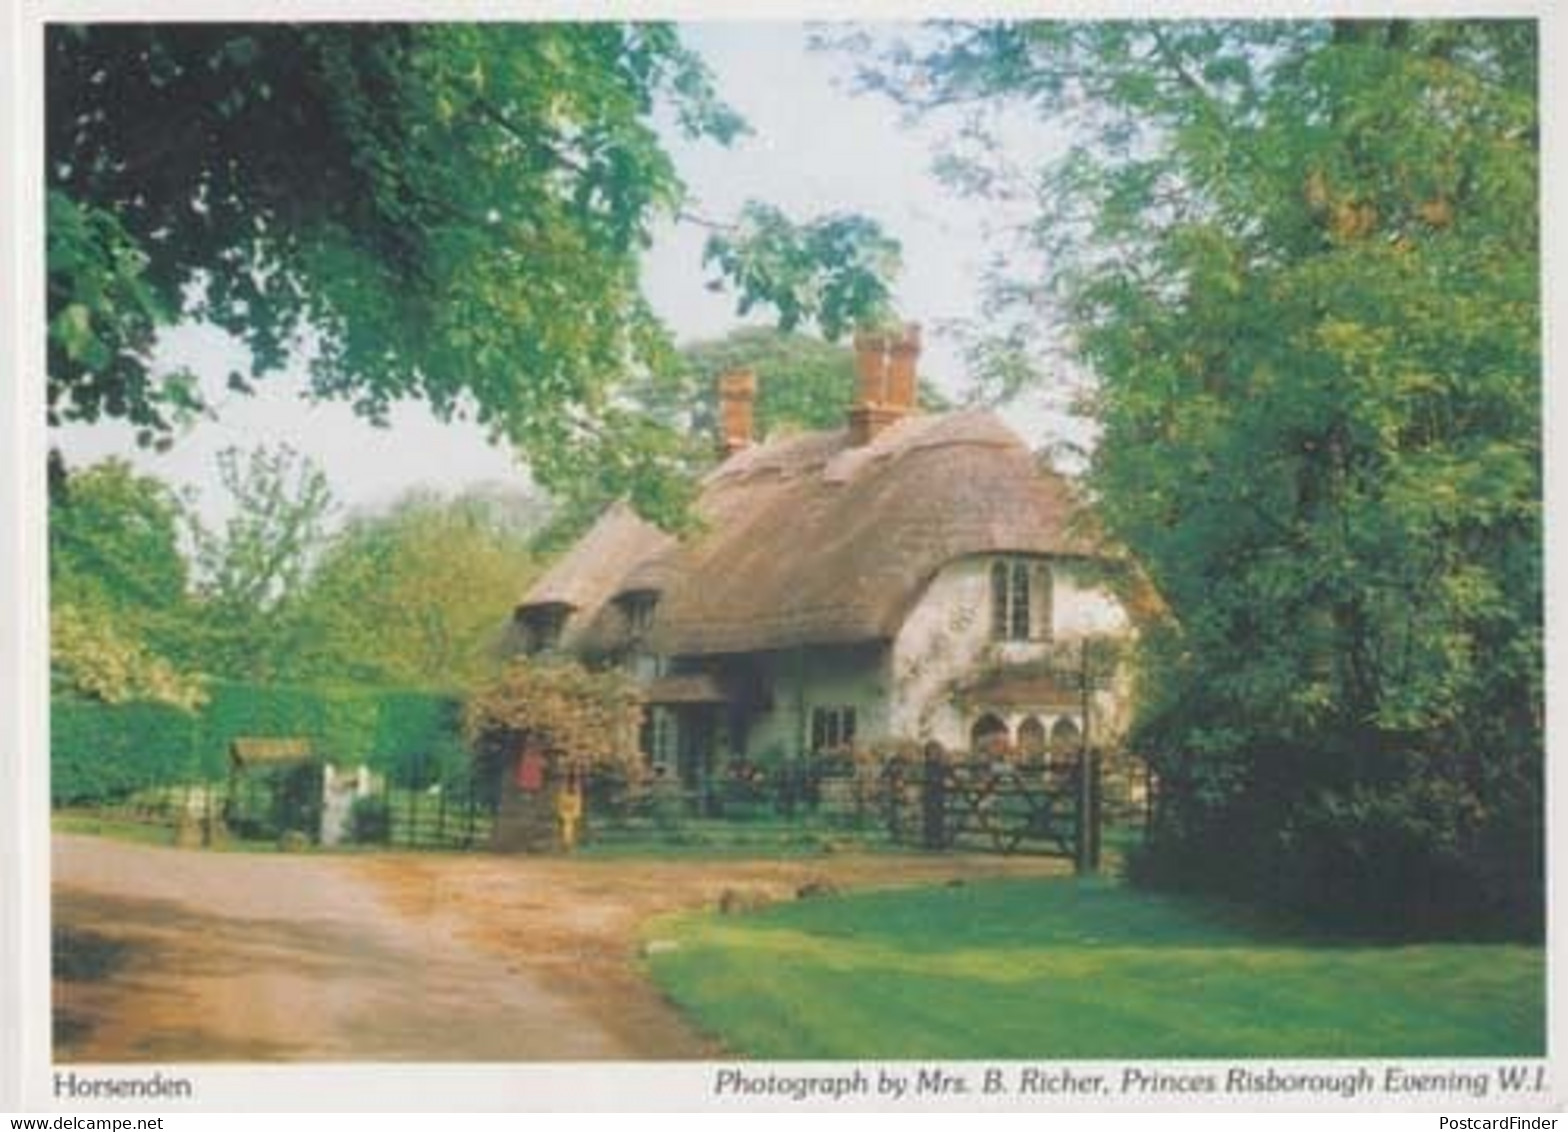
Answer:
741;644;889;763
887;555;1129;750
664;555;1129;765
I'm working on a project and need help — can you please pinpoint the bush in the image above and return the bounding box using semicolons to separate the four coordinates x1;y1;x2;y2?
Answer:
196;680;460;780
52;696;199;805
1132;736;1544;940
52;682;465;808
464;658;642;776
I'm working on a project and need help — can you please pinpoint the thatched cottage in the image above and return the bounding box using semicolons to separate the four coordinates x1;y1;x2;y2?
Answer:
515;324;1132;794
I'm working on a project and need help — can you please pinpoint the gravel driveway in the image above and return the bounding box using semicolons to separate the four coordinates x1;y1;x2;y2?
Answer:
53;833;1067;1061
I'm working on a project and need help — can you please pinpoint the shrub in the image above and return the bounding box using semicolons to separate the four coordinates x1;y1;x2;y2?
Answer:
51;696;199;805
1132;732;1544;940
464;658;642;776
52;682;465;808
196;681;461;781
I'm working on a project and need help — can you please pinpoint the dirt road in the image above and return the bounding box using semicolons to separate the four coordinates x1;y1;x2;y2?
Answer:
53;834;1066;1061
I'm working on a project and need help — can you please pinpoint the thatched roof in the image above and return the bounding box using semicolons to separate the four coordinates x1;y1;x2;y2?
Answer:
519;409;1099;658
230;737;316;767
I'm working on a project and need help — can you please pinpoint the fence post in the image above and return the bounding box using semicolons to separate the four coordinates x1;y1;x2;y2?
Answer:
1075;744;1093;875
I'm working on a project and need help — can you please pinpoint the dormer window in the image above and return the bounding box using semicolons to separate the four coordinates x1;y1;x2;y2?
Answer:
990;558;1053;642
620;591;657;638
517;603;569;654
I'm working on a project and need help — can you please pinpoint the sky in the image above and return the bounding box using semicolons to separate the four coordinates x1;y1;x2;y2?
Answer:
57;21;1067;529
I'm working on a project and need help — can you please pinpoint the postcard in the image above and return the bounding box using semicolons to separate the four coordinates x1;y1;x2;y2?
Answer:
3;0;1562;1115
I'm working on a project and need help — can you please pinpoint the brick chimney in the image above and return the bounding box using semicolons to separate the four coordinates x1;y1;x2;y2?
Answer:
848;322;920;446
717;368;757;458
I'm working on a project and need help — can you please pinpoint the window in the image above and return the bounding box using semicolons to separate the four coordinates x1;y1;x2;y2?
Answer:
970;713;1010;758
641;707;676;769
620;592;657;638
1050;716;1082;757
810;706;857;753
1017;716;1047;760
990;558;1053;642
518;604;568;654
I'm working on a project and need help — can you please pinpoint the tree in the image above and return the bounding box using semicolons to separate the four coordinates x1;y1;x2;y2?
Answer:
48;458;206;707
650;326;861;439
294;490;543;687
50;604;207;710
47;24;900;525
50;458;191;639
186;444;335;681
855;21;1541;931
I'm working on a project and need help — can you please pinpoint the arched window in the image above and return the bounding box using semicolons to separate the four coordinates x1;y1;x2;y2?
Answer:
970;713;1010;759
1017;716;1047;761
1050;716;1082;759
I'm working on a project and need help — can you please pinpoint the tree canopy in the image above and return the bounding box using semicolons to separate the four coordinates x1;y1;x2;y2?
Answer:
47;23;901;524
854;19;1541;931
49;460;205;708
293;489;542;687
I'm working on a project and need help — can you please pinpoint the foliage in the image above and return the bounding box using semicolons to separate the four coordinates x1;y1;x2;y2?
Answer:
52;696;200;804
49;458;190;633
47;23;901;527
292;489;539;686
648;877;1543;1058
463;658;642;774
701;204;900;339
651;327;860;439
185;444;335;681
48;458;206;706
854;20;1541;930
196;680;459;783
50;603;207;710
50;680;461;804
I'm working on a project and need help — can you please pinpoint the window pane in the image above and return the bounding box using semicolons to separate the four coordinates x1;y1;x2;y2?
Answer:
1035;563;1053;641
991;560;1010;639
844;708;857;745
1011;560;1031;640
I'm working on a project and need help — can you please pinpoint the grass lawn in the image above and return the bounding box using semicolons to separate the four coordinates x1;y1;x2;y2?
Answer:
644;876;1544;1059
51;811;291;853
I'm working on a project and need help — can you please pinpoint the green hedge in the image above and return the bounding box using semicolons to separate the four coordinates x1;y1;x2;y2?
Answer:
52;682;462;805
52;696;199;804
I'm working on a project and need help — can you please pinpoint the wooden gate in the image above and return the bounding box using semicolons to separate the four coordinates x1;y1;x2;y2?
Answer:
882;747;1104;870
